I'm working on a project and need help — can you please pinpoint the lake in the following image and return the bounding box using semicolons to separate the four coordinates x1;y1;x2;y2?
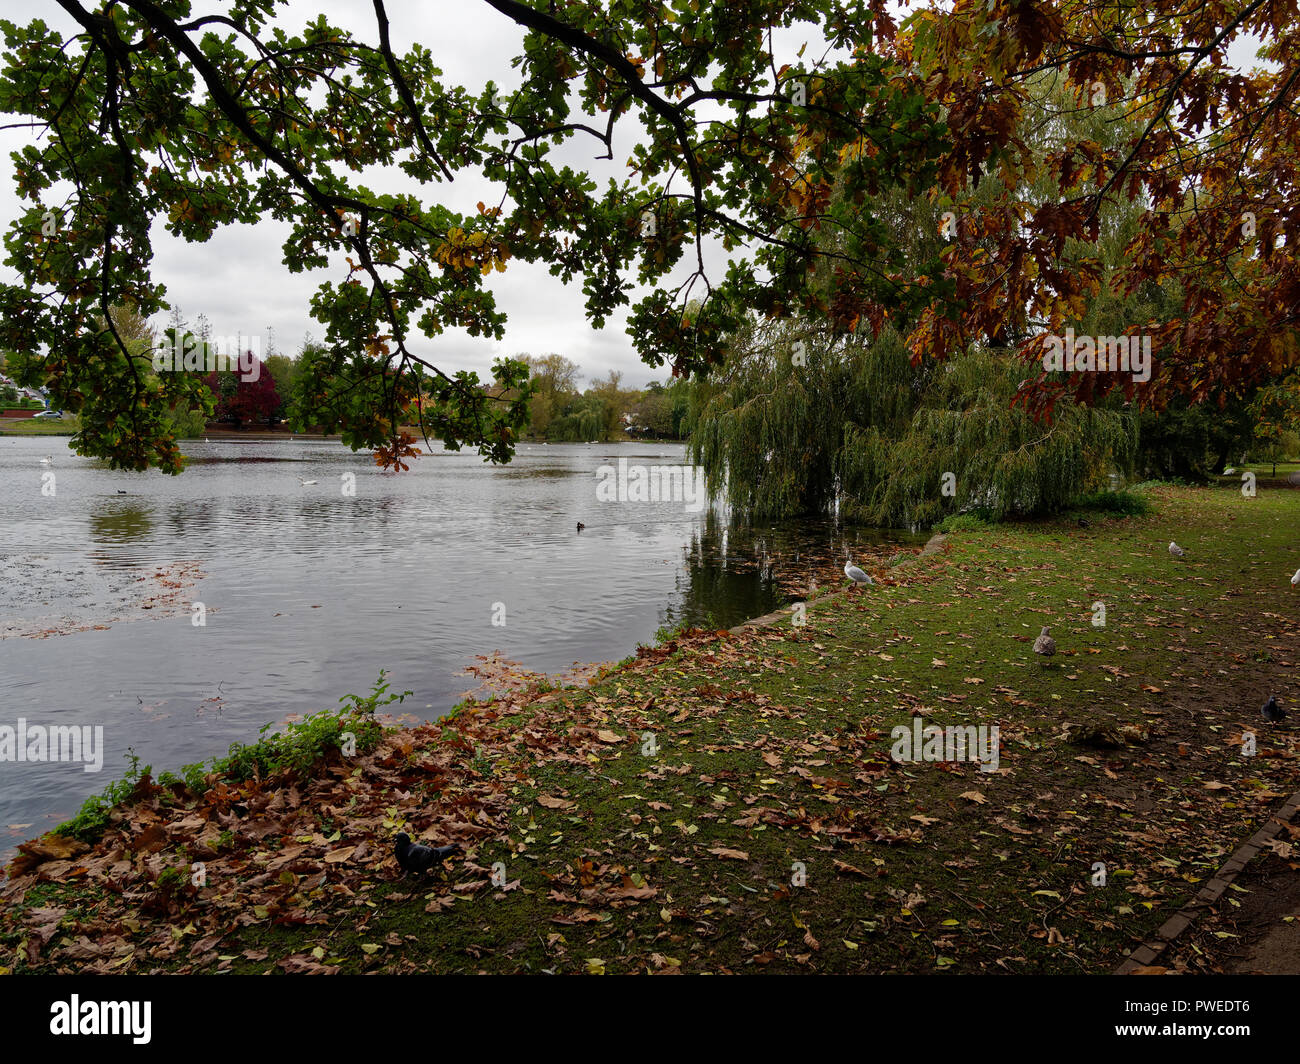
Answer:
0;436;920;854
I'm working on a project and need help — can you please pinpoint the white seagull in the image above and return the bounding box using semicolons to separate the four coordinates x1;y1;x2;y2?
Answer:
38;454;52;465
297;476;317;486
1168;541;1187;559
1291;569;1300;587
844;558;874;589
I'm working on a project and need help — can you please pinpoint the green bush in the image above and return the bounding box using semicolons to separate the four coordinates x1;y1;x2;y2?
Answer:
57;672;405;843
1070;489;1152;516
1129;478;1188;491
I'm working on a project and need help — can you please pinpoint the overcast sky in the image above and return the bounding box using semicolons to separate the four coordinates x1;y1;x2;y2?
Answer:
0;0;829;389
0;3;1269;389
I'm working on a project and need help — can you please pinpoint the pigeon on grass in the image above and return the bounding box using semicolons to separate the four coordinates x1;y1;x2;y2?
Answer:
1168;541;1187;559
1033;626;1056;661
394;832;462;875
1262;696;1286;723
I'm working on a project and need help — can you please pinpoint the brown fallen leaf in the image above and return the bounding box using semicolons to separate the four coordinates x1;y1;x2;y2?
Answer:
279;953;340;975
708;847;750;861
537;794;573;809
959;790;988;804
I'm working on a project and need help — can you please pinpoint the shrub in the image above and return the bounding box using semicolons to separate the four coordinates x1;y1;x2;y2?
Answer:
1071;489;1152;516
57;672;404;843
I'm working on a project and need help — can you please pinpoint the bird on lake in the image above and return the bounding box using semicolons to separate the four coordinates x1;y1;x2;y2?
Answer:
38;455;52;465
844;557;874;589
1033;626;1057;660
394;833;462;875
297;476;317;486
1291;569;1300;587
1262;696;1286;723
576;521;585;532
116;490;127;495
1168;541;1187;559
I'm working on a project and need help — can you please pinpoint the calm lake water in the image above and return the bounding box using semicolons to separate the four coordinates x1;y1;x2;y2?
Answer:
0;436;918;853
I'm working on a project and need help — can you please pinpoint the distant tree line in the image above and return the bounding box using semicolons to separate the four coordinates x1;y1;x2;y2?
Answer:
516;354;695;442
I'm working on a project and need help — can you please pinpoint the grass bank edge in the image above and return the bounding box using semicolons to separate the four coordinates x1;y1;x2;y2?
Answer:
23;484;1159;862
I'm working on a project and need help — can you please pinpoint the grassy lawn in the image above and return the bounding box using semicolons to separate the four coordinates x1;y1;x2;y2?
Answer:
3;480;1298;974
0;416;78;436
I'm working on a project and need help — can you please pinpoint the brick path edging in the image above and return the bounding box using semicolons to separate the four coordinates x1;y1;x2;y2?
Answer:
1115;791;1300;973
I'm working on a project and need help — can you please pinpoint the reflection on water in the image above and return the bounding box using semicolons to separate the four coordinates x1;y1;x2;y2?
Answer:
666;508;925;631
88;504;154;544
0;436;917;855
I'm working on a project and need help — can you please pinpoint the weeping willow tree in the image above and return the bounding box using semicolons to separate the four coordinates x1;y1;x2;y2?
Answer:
840;347;1137;528
688;318;924;518
690;314;1136;529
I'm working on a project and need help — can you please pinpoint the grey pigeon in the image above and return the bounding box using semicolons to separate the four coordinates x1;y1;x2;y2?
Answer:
1168;541;1186;559
1033;626;1056;658
1262;696;1286;723
394;832;462;875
